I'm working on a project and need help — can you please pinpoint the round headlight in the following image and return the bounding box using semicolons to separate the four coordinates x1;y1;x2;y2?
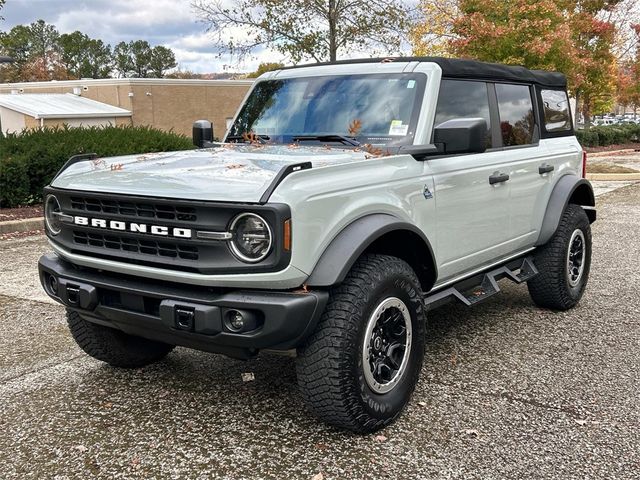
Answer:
229;213;272;263
45;195;63;235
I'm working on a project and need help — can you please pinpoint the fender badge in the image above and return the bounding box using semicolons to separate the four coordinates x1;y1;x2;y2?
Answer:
423;185;433;200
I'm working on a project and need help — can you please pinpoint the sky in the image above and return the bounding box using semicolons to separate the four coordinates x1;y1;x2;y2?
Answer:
0;0;280;73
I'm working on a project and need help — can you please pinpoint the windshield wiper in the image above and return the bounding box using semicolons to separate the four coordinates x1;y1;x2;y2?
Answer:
293;135;360;147
226;134;270;144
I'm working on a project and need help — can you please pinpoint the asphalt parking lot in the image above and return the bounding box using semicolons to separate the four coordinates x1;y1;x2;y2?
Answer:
1;184;639;480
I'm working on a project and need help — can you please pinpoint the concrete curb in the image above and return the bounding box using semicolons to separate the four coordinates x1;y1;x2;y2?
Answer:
587;173;640;181
0;217;44;235
588;149;639;157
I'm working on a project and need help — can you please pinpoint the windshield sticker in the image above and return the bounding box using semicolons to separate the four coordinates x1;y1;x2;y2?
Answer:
407;80;416;89
389;120;409;136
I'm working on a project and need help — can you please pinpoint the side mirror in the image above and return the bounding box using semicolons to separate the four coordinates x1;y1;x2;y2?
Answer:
434;118;488;155
193;120;214;148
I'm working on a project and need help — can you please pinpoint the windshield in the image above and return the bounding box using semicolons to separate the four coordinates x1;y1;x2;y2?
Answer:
227;73;426;146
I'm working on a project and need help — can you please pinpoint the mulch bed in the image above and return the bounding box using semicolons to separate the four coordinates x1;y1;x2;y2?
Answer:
585;143;640;154
0;229;44;241
0;205;43;222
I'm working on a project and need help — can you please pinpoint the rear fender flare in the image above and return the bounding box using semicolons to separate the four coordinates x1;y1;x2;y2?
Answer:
537;175;595;246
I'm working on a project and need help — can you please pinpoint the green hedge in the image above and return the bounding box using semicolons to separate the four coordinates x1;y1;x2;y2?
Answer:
0;125;194;207
576;123;640;148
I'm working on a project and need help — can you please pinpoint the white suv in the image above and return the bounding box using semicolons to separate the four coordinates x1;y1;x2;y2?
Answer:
39;57;596;433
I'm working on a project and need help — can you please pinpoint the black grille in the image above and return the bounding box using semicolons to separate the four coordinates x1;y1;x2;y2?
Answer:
73;231;199;260
70;196;197;222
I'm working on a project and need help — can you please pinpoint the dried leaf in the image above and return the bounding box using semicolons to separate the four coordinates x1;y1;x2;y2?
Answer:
109;163;124;171
362;144;391;158
226;163;245;169
241;131;264;146
348;119;363;136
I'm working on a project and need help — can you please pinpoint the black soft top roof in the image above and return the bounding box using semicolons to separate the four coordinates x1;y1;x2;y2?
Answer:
284;56;567;88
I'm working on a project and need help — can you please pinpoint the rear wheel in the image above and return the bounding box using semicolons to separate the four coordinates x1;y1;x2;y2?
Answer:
296;254;426;433
528;204;592;310
67;310;175;368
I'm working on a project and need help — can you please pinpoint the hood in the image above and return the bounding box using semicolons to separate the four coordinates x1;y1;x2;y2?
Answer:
51;144;371;203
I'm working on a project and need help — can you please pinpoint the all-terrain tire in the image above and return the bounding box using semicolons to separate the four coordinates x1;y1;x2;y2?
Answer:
296;254;426;433
67;310;175;368
528;204;592;310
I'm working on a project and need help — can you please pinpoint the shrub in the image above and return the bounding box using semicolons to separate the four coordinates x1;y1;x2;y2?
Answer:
0;125;194;207
576;123;640;147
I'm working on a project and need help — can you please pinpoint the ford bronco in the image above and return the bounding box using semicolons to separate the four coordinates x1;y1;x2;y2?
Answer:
39;57;595;433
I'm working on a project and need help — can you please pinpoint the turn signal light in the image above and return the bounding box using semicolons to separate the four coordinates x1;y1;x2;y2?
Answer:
283;219;291;251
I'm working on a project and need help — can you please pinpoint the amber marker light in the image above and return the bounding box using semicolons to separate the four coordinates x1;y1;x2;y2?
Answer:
284;219;292;251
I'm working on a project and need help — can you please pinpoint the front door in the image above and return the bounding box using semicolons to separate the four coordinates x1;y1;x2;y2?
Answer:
427;79;513;284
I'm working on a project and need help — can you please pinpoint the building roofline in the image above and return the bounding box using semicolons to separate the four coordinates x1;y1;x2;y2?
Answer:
0;93;133;118
35;112;132;119
0;78;255;89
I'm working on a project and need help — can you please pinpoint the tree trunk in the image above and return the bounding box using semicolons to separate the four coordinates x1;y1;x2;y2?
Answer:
582;96;592;131
574;90;581;128
328;0;337;62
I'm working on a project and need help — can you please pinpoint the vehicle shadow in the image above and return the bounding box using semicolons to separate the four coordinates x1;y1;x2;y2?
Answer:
75;282;538;434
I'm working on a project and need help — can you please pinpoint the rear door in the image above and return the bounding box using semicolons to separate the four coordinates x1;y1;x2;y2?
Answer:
428;80;513;283
499;85;578;251
493;83;551;250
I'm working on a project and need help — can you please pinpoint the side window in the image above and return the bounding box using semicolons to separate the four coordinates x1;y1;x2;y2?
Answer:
434;80;492;148
495;83;535;146
541;89;571;132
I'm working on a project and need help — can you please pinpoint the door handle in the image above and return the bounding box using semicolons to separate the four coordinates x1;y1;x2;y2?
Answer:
539;163;555;175
489;172;510;185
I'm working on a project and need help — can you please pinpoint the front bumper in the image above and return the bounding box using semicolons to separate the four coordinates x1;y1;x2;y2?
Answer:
39;254;328;359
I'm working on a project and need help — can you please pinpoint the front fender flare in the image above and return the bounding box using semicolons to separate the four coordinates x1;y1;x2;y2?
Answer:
537;175;595;246
305;214;436;287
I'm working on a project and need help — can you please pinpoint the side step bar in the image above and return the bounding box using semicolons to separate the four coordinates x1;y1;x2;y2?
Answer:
425;256;538;311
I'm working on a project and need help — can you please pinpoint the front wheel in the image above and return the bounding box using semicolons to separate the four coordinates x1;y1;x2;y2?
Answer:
296;254;426;433
528;204;592;310
67;310;175;368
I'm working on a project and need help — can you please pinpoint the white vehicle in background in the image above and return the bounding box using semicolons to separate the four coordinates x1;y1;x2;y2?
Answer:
39;57;596;433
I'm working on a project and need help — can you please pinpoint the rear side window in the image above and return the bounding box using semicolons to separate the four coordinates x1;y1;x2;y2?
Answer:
541;89;571;132
434;80;492;148
496;84;535;146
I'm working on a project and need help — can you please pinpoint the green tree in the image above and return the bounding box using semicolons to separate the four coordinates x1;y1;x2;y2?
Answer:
113;41;134;77
58;31;113;79
113;40;176;77
149;45;177;77
192;0;413;63
246;62;285;78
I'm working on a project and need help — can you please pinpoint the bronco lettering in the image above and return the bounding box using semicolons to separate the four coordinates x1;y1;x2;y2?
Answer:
73;216;192;238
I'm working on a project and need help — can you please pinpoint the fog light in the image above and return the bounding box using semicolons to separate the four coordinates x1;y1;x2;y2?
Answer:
48;275;58;295
225;310;245;332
